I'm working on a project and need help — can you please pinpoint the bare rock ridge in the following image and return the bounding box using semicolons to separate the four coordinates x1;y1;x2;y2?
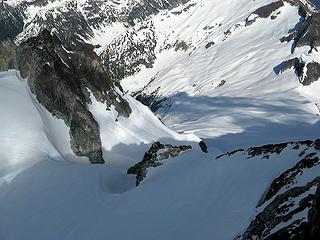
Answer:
0;30;132;164
128;141;192;186
240;178;320;240
217;139;320;240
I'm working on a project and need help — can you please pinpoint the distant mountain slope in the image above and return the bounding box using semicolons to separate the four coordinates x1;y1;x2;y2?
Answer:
121;0;320;150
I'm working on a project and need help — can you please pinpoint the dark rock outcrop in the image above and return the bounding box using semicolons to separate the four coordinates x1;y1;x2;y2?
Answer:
174;40;190;51
274;57;303;75
247;142;289;159
309;185;320;239
216;149;244;159
199;140;208;153
245;1;284;26
226;139;320;240
303;61;320;85
276;2;320;86
17;30;103;163
135;92;168;112
217;140;316;160
128;141;192;186
224;1;284;40
292;12;320;51
275;58;320;86
134;84;171;112
205;41;215;49
0;30;132;164
259;153;319;206
238;178;320;240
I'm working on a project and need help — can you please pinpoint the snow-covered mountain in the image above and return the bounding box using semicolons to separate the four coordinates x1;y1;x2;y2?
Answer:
1;0;320;239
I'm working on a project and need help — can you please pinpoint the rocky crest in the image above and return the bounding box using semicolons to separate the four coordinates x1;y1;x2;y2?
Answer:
128;141;192;186
218;139;320;240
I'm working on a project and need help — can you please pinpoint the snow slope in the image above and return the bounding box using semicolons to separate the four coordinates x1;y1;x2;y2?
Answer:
1;0;320;239
88;88;200;167
0;70;86;183
0;70;202;239
121;0;320;151
1;100;317;240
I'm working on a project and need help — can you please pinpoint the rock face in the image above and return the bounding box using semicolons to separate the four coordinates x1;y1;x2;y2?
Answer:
292;12;320;50
275;57;320;86
0;30;132;164
223;139;320;240
127;141;192;186
224;0;284;39
239;178;320;240
309;185;320;239
247;142;289;159
276;1;320;85
259;152;319;206
303;61;320;85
